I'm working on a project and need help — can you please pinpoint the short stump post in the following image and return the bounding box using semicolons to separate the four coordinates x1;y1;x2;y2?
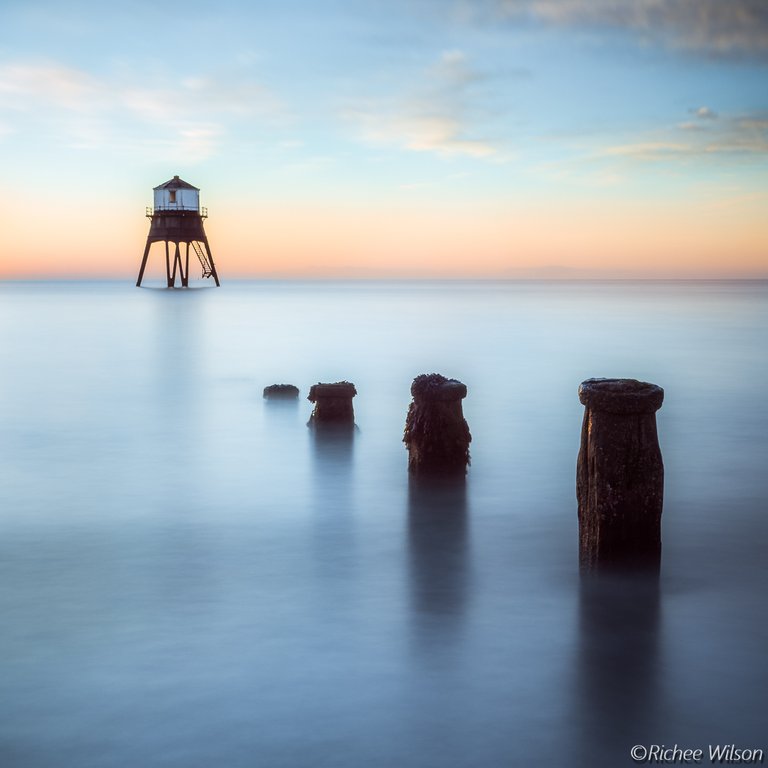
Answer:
263;384;299;400
307;382;357;425
404;373;471;476
577;378;664;573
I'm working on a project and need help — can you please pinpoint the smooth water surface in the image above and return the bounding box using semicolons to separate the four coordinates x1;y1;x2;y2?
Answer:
1;280;766;767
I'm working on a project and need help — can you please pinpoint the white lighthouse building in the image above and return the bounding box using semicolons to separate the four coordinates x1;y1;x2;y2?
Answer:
136;175;220;288
153;176;200;212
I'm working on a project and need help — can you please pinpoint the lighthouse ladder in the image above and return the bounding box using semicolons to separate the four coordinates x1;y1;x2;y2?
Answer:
191;241;214;278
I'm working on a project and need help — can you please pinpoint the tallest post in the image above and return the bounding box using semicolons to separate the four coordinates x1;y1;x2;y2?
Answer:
136;175;220;288
577;378;664;574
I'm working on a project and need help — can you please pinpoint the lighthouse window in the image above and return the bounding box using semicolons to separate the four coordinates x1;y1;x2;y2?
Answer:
169;190;177;203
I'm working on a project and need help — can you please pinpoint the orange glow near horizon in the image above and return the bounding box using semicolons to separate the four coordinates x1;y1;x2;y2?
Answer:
1;195;766;280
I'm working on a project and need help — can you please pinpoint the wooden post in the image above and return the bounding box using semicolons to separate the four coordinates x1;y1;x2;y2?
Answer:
403;373;471;476
307;382;356;425
264;384;299;400
577;378;664;573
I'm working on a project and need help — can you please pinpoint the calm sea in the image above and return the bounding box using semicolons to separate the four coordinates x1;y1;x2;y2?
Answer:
1;280;766;768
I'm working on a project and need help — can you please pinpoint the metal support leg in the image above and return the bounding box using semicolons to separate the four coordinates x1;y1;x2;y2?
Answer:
203;238;221;287
183;243;190;288
165;241;173;288
136;239;152;287
171;242;183;287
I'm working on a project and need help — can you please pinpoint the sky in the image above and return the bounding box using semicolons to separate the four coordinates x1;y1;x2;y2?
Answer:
0;0;766;279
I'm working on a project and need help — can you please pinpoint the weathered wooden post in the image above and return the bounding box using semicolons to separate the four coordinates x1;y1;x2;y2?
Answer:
404;373;471;476
577;378;664;573
263;384;299;400
307;382;357;425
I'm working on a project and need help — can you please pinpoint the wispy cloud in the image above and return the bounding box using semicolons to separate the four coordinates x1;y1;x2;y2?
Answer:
601;140;694;160
0;59;284;160
692;106;718;120
0;63;99;110
352;113;497;158
462;0;768;59
678;106;719;131
346;50;500;159
601;111;768;160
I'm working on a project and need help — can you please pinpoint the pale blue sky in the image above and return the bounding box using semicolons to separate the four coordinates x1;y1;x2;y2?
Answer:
1;0;766;276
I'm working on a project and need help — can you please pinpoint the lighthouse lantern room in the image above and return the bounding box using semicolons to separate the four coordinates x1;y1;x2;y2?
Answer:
136;175;220;288
153;176;199;212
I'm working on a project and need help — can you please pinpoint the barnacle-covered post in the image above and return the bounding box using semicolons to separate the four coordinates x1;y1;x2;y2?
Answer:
404;373;471;476
307;382;357;425
577;378;664;573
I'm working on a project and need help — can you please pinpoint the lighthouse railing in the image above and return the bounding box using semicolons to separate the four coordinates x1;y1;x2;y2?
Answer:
148;204;204;214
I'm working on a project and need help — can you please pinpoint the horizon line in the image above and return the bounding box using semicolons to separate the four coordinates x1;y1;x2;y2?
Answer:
3;276;768;284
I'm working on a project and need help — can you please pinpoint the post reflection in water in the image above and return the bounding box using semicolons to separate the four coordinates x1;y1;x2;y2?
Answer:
572;573;662;765
263;394;301;431
407;475;470;649
308;423;358;585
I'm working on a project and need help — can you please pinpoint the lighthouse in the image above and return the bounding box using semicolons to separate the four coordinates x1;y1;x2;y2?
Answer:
136;175;220;288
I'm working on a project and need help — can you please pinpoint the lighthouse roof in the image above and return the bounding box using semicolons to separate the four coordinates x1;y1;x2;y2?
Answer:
154;175;199;191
